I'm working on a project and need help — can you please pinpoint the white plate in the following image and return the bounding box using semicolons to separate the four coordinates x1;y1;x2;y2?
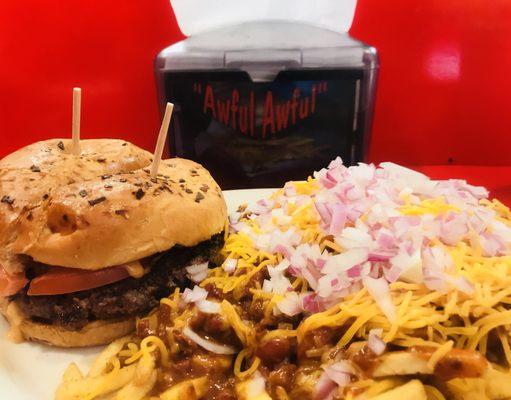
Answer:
0;188;275;400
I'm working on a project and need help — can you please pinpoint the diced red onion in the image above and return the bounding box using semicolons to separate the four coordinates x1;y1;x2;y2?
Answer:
389;247;423;284
229;222;243;233
323;248;368;275
329;204;348;236
302;293;321;313
346;185;365;201
328;156;345;170
277;292;302;316
323;360;355;387
326;170;338;184
426;271;451;293
317;275;336;298
273;244;291;258
246;372;267;397
320;176;337;189
223;258;237;273
266;269;292;295
287;266;300;277
382;264;402;283
249;199;274;215
479;233;502;257
316;258;326;269
186;262;209;275
336;227;373;249
363;276;396;322
347;264;361;278
284;183;297;197
445;274;474;295
189;270;208;283
440;212;468;245
334;182;356;202
314;201;332;224
196;299;221;314
368;249;396;262
376;231;396;249
368;328;386;355
314;372;337;400
182;285;208;303
424;275;448;293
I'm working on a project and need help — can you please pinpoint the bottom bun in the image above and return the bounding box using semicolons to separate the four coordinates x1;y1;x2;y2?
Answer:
0;298;135;347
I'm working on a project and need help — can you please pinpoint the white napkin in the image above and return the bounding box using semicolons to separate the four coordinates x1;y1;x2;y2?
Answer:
170;0;357;36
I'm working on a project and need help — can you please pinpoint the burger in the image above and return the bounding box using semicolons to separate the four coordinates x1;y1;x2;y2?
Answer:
0;139;227;347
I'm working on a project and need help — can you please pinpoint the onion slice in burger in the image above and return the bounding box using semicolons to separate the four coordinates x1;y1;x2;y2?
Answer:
182;326;236;355
27;265;131;296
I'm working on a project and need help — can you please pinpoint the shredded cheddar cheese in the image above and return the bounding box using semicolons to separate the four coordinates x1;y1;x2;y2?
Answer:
221;300;256;349
427;340;454;370
400;197;460;216
234;349;261;379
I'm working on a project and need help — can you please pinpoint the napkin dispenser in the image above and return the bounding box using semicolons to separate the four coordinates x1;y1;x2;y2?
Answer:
155;1;378;189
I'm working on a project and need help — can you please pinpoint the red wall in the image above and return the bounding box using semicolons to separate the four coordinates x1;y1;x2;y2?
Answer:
0;0;510;166
351;0;511;166
0;0;183;157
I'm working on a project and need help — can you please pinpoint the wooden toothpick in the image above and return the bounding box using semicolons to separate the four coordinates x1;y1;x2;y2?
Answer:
72;88;82;155
150;102;174;178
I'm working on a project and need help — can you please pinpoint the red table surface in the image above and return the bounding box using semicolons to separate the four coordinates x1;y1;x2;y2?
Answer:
0;1;510;204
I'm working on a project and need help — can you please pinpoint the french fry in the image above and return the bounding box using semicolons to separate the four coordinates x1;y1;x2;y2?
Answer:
360;378;403;398
134;353;155;386
369;380;427;400
159;377;208;400
446;378;489;400
55;364;137;400
160;381;197;400
423;385;448;400
190;377;208;397
372;352;431;377
289;368;319;398
275;386;290;400
113;370;157;400
89;337;132;377
62;363;84;383
484;366;511;399
236;374;272;400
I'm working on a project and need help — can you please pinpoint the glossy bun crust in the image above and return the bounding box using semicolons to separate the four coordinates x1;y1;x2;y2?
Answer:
12;159;227;269
0;139;153;273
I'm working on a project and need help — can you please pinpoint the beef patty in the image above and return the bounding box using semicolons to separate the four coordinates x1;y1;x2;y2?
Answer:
13;233;224;330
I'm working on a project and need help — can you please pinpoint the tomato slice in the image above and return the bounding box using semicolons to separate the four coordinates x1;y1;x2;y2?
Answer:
0;267;28;296
28;265;130;296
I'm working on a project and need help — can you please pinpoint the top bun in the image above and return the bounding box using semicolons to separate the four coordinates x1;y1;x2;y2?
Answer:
0;138;152;172
12;158;227;270
0;139;152;273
